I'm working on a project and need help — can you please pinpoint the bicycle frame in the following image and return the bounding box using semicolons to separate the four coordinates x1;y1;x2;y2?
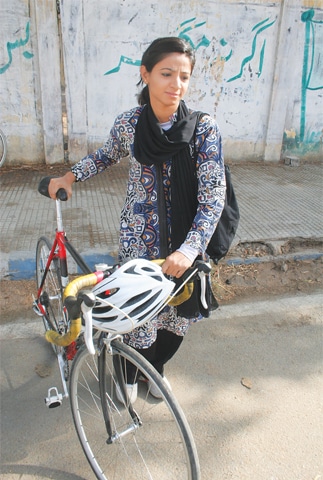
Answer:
34;198;93;405
37;199;92;304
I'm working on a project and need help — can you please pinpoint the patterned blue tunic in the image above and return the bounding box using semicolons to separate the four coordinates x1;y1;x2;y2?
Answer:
71;105;225;348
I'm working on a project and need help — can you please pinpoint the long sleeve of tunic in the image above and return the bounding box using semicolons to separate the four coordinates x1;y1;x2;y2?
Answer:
71;105;226;263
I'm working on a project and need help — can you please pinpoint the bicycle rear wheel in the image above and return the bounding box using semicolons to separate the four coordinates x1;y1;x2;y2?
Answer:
36;236;68;353
70;338;200;480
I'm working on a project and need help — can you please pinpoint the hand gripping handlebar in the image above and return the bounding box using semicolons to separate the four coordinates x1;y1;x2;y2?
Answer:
38;176;68;201
152;259;211;307
45;272;102;347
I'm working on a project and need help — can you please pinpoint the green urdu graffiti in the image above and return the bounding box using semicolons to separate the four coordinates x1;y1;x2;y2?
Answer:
176;17;211;50
0;21;34;75
105;12;322;152
104;17;212;75
104;16;275;79
226;17;276;82
2;12;321;152
300;9;323;144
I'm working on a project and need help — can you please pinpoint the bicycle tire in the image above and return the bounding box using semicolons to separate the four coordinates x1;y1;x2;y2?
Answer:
70;339;200;480
0;128;7;167
36;236;68;354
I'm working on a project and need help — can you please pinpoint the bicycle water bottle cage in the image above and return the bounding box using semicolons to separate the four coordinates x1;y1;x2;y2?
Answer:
38;176;68;201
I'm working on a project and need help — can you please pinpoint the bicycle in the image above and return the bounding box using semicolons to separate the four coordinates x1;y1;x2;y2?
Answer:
33;176;92;399
33;176;212;479
0;128;7;167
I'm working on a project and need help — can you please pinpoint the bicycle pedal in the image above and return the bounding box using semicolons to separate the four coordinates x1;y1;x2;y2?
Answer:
45;387;63;408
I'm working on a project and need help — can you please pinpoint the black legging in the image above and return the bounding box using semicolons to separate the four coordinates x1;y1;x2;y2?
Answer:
125;329;183;383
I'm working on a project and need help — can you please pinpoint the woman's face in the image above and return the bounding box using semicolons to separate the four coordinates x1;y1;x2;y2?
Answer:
140;52;192;120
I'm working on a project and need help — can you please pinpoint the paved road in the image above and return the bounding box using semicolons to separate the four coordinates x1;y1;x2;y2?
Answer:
1;291;322;479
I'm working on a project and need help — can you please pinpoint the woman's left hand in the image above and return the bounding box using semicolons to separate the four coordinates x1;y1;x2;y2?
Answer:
161;251;192;278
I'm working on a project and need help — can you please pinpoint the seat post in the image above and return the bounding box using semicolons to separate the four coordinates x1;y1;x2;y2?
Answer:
56;199;64;232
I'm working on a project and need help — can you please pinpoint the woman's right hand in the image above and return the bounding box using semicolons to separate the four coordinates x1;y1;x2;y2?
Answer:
48;171;76;200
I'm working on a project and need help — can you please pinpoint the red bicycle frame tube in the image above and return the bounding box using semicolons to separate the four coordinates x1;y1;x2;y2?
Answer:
37;231;68;300
57;230;69;288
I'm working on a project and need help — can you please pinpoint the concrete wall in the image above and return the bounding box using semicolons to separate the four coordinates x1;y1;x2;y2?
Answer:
1;0;322;165
0;0;64;164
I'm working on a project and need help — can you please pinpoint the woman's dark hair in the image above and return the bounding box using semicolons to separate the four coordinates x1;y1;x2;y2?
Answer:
137;37;196;105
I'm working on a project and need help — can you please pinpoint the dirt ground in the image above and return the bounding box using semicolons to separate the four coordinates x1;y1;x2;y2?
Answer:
211;238;323;303
0;240;322;324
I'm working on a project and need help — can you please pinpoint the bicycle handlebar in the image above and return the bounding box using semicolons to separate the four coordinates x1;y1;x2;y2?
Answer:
45;272;101;347
44;259;212;351
154;259;211;307
38;176;68;201
56;188;68;201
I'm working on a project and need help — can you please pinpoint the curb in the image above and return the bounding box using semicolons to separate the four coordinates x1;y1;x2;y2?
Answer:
225;251;323;266
1;251;117;280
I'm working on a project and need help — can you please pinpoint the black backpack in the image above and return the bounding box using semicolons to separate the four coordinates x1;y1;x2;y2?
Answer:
161;111;240;266
206;164;240;263
194;111;240;263
175;164;239;318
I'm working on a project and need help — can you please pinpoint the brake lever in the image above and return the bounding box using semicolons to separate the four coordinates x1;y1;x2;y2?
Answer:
194;261;211;310
195;259;212;274
198;271;208;309
80;292;96;355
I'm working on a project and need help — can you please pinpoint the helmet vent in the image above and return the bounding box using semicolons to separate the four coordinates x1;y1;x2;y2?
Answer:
124;265;140;275
151;275;163;282
93;304;113;314
101;287;119;298
129;290;162;317
101;315;119;323
142;266;155;272
121;290;152;309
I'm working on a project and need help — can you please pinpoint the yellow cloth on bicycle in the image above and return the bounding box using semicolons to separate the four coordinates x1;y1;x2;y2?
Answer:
45;273;98;346
63;273;98;300
167;281;194;306
45;317;82;346
151;258;194;306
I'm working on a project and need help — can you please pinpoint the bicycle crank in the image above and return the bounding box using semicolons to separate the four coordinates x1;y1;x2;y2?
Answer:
44;352;69;408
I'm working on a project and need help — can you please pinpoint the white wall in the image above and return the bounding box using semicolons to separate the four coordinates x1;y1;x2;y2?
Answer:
1;0;322;165
1;0;43;163
0;0;64;164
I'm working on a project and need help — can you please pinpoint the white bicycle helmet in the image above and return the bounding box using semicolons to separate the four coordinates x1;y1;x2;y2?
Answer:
91;259;175;334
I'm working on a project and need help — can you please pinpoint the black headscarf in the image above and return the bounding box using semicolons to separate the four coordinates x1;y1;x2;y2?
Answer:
134;100;200;255
134;100;198;164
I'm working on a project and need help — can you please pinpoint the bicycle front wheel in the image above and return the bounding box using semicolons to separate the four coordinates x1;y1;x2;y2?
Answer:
36;236;68;350
70;339;200;480
0;128;7;168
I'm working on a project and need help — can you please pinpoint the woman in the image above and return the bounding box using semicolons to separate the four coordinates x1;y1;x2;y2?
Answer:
49;37;225;401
